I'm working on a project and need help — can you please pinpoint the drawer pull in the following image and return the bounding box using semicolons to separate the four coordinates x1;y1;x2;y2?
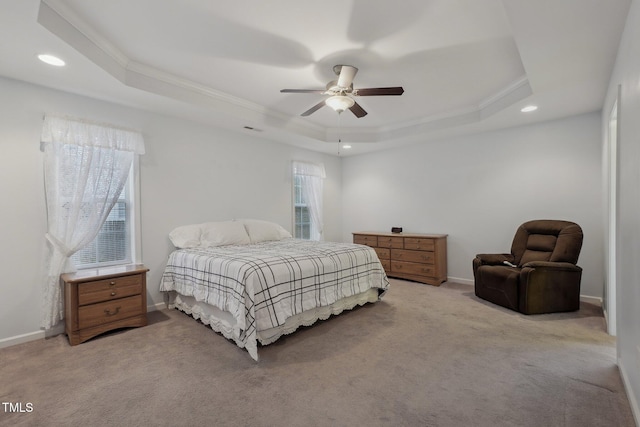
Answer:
104;307;121;316
110;292;117;296
110;281;116;286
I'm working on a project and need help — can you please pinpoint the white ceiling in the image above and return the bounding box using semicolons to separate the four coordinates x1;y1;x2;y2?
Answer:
0;0;631;155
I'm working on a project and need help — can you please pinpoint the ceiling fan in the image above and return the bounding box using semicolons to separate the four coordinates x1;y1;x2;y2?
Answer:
280;65;404;118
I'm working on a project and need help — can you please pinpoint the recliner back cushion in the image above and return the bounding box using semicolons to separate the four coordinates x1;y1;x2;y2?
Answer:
519;234;556;265
511;220;583;266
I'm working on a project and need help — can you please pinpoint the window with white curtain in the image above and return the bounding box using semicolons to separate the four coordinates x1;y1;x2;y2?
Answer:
40;115;145;329
294;174;312;239
292;161;325;241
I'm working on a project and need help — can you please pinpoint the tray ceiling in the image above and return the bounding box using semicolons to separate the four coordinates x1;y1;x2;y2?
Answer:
0;0;631;154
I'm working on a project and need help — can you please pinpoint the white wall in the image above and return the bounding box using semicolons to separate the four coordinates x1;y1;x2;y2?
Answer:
342;112;604;298
603;0;640;421
139;114;343;308
0;76;341;343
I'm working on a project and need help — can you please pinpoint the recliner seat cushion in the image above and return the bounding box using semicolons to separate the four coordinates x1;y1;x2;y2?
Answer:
475;265;520;311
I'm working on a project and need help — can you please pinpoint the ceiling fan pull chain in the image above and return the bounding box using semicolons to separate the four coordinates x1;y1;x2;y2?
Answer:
337;113;342;156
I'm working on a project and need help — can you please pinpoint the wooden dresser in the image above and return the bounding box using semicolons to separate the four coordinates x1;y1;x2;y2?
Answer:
353;232;447;286
62;264;148;345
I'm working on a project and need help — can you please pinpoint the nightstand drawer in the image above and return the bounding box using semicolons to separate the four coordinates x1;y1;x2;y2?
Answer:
391;249;434;264
78;275;142;306
78;295;143;330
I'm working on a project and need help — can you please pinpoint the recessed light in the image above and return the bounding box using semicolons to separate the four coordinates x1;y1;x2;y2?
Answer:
38;54;65;67
521;105;538;113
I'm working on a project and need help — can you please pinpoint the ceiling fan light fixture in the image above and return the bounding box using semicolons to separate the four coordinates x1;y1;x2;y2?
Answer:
281;64;403;118
325;95;354;113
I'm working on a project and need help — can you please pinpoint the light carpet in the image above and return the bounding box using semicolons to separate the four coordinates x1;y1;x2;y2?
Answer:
0;279;635;427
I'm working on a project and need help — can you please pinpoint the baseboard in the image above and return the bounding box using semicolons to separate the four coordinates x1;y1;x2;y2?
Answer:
618;356;640;427
447;276;473;285
0;302;167;350
149;302;166;312
580;295;602;307
0;330;46;349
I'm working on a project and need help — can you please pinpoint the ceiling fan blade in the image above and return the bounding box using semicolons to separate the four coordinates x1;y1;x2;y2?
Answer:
349;101;368;118
336;65;358;89
301;100;326;116
281;89;327;94
354;87;404;96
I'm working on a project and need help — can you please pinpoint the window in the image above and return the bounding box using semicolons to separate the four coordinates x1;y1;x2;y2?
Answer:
70;160;139;269
292;161;325;241
71;172;135;268
294;175;312;239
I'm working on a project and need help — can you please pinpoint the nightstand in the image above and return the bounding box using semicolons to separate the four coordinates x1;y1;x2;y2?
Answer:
62;264;148;345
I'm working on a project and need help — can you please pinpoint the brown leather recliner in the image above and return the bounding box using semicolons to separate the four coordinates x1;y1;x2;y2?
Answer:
473;220;583;314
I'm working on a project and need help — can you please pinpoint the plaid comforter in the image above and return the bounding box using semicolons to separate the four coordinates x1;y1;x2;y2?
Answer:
160;239;389;359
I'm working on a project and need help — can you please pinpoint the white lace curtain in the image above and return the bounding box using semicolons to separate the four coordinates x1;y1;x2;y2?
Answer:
40;115;145;329
293;161;325;241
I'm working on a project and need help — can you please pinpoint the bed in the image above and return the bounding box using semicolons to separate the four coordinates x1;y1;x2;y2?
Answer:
159;219;389;360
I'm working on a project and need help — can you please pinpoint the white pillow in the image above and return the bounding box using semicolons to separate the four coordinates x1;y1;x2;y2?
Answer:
169;223;203;248
238;219;292;243
201;221;251;247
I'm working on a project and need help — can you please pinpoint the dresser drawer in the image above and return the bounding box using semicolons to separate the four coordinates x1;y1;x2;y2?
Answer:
78;295;143;330
377;236;403;248
354;234;378;247
404;238;435;251
391;249;434;264
391;261;435;277
78;275;143;306
379;259;391;271
374;247;390;260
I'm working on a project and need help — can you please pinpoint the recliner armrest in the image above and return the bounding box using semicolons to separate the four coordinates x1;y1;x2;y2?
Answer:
475;253;514;265
520;261;582;272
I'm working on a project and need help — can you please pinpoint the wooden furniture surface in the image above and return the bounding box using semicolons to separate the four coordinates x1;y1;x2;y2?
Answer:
62;264;148;345
353;232;447;286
